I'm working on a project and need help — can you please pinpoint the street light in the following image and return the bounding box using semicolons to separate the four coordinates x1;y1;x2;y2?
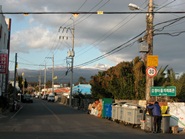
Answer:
129;0;154;102
128;3;140;10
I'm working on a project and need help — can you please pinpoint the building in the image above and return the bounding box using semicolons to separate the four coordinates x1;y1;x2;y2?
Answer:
0;5;11;96
73;84;91;95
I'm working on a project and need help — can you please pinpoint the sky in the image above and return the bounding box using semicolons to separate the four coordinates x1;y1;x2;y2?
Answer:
1;0;185;76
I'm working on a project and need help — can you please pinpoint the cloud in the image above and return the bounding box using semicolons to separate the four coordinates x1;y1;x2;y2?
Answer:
2;0;185;73
11;26;56;52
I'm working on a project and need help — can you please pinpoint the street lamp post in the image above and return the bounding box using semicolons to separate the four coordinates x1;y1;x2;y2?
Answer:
129;0;154;102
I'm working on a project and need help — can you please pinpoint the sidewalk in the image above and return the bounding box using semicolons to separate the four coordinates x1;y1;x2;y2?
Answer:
0;108;12;119
0;103;23;119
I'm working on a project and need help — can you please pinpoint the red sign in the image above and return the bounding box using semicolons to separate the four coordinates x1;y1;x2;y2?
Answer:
146;67;157;78
0;53;8;74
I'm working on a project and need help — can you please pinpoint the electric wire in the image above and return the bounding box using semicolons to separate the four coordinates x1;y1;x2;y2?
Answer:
74;30;146;67
75;1;147;58
12;15;185;69
155;0;176;11
155;30;185;36
74;15;185;67
38;0;89;68
73;0;110;27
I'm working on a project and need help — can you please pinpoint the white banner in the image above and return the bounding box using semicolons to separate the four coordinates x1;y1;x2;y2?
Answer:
168;102;185;130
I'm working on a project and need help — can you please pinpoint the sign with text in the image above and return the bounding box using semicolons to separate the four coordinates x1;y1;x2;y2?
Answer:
0;50;8;74
150;86;176;96
147;55;158;67
146;67;157;78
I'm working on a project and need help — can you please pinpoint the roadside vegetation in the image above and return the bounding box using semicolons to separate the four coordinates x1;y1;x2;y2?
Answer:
90;56;185;101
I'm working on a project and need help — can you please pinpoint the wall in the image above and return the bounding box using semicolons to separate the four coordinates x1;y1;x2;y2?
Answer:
168;102;185;130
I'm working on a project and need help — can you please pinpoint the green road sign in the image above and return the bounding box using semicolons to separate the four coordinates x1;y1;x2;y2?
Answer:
150;86;176;96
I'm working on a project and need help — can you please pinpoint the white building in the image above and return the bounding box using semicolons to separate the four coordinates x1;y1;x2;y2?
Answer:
0;5;11;96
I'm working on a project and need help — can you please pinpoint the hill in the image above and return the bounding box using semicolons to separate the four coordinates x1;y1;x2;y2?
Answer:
9;67;103;84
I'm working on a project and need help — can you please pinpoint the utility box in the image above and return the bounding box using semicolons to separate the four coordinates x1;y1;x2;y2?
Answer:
123;103;145;126
139;42;148;52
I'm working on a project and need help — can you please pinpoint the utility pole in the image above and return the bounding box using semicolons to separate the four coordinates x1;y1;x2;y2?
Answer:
13;53;17;101
145;0;154;102
52;55;54;94
38;72;41;96
46;55;54;94
22;72;24;94
44;62;46;95
59;17;76;106
5;18;11;97
69;18;75;107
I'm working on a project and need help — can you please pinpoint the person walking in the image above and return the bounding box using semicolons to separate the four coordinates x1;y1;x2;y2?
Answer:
147;101;162;133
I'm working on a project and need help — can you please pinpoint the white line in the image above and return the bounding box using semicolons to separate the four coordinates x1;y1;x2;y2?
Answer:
10;105;23;119
41;102;61;122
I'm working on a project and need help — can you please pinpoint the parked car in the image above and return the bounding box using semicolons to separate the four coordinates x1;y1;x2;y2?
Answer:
22;94;33;103
42;94;48;100
47;93;55;102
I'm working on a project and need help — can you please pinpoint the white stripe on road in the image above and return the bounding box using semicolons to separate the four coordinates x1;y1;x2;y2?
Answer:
10;105;23;119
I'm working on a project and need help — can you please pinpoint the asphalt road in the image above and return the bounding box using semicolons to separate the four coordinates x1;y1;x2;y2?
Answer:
0;99;184;139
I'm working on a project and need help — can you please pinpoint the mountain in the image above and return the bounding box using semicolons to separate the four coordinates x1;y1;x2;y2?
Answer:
9;67;104;83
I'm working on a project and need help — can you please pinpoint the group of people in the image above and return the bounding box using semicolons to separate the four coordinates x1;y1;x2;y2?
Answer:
146;101;162;133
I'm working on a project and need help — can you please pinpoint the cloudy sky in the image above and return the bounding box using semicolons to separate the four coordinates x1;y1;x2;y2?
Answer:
1;0;185;75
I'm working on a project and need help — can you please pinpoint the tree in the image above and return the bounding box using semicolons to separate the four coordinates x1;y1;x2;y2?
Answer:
177;73;185;101
154;65;168;86
90;57;185;101
46;80;52;88
77;76;87;84
24;78;28;89
90;71;113;99
18;75;23;91
133;56;145;99
90;59;143;100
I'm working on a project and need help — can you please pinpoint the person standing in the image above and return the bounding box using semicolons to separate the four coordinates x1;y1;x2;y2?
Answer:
147;101;162;133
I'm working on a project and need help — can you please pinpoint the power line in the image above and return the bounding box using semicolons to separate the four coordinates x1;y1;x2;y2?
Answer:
74;15;185;68
75;1;150;58
75;30;146;67
155;30;185;37
2;11;185;15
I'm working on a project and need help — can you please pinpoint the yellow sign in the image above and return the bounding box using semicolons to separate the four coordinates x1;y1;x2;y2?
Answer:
147;55;158;67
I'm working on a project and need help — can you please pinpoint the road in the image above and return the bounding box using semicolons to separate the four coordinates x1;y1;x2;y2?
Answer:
0;99;184;139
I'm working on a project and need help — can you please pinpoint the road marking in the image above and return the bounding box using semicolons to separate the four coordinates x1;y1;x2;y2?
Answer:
10;105;23;119
41;102;62;122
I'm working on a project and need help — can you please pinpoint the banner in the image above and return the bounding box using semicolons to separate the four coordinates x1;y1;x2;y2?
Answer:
0;49;8;74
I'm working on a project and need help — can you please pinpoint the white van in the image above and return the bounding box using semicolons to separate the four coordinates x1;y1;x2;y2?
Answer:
47;93;55;102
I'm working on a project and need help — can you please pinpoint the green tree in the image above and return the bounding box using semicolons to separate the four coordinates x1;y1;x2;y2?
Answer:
77;76;87;84
18;75;23;91
177;73;185;101
133;56;145;99
90;71;112;99
46;80;52;88
24;78;28;89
